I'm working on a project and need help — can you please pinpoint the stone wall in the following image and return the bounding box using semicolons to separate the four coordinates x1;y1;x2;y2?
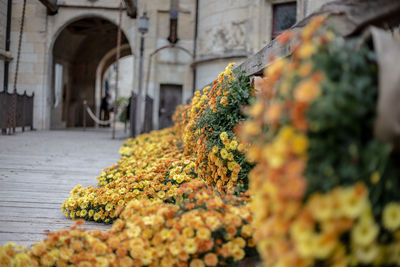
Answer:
194;0;330;90
8;0;48;129
137;0;195;129
5;0;196;130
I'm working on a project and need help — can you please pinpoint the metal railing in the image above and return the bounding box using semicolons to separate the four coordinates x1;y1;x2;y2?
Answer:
0;90;34;134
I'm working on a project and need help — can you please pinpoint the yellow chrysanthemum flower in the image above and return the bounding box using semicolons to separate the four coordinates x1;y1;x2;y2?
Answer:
220;149;229;159
382;202;400;231
184;238;198;254
353;243;379;265
220;132;228;141
351;218;379;246
230;140;238;150
197;227;211;240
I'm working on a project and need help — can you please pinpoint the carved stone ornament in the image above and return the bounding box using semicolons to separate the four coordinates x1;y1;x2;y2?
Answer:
198;20;247;57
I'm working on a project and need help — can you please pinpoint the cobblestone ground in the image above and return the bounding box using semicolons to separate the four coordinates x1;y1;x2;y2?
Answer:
0;129;126;246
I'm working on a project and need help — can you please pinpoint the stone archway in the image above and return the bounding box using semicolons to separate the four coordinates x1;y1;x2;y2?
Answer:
50;16;132;128
95;44;134;121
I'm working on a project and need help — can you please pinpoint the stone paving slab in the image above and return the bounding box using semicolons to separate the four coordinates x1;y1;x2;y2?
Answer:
0;129;126;246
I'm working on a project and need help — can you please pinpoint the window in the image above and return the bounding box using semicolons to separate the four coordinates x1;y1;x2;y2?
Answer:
272;2;297;39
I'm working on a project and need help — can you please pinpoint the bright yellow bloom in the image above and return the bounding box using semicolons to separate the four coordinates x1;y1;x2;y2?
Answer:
157;190;166;199
203;86;210;94
297;43;316;59
105;203;113;212
370;171;380;184
296;232;315;258
243;121;261;136
249;101;264;117
233;237;246;248
313;233;337;259
230;140;238;150
169;241;181;256
212;146;219;154
127;226;141;238
237;143;246;153
292;134;309;155
294;78;321;103
182;227;194;238
94;213;101;221
220;132;228;141
265;57;287;80
232;248;245;260
220;149;229;160
351;218;379;246
197;227;211;240
141;250;153;265
382;202;400;231
353;243;379;265
341;186;368;218
227;161;236;171
298;62;313;77
184;238;198;254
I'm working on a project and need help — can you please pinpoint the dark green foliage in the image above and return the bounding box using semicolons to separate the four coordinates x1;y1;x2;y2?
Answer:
304;38;399;218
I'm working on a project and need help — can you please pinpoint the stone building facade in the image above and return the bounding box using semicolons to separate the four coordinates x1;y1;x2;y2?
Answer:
194;0;330;89
1;0;329;131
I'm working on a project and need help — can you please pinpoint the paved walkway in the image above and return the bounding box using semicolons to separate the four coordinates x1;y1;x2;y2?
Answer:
0;129;126;246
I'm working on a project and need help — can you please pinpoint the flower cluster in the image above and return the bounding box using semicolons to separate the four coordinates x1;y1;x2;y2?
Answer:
241;16;400;266
183;63;253;192
0;220;114;267
62;127;198;223
106;182;257;266
1;181;258;267
52;59;260;265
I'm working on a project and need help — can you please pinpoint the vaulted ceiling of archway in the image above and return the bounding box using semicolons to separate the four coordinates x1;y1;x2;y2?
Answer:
53;17;130;65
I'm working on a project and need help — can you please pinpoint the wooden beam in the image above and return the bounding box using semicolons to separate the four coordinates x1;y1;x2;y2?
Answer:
123;0;137;18
37;0;58;15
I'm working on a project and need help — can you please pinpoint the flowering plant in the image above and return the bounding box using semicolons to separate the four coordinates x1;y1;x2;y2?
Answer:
184;64;253;192
50;58;261;266
62;64;256;223
62;127;197;223
241;16;400;266
106;181;257;267
1;180;257;267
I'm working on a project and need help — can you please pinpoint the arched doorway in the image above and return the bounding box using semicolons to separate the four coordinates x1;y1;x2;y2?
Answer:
95;44;134;123
50;16;132;128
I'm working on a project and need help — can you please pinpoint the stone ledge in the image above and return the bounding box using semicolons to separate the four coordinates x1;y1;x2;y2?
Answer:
192;51;248;66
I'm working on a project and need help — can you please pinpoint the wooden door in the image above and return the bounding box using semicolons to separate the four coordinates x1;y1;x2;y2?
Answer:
159;84;182;129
